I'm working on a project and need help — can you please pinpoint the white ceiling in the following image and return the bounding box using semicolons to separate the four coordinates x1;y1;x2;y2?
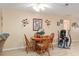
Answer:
0;3;79;18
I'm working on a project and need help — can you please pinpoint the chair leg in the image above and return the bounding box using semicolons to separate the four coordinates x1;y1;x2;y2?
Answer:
47;49;50;56
52;44;53;49
50;43;53;50
25;47;28;54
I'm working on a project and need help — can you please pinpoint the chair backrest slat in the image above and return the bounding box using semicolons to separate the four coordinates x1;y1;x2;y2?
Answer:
24;34;31;47
50;33;54;43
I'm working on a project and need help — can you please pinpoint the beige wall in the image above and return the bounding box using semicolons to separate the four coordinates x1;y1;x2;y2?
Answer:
0;9;1;32
2;8;59;50
0;8;79;50
70;18;79;42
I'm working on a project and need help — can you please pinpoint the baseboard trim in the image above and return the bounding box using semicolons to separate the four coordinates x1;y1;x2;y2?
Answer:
3;46;25;52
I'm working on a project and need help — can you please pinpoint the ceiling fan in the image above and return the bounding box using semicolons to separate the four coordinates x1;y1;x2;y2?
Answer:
26;3;51;12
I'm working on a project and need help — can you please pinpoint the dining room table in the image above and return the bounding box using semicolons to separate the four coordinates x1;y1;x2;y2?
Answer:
31;35;51;53
31;35;51;42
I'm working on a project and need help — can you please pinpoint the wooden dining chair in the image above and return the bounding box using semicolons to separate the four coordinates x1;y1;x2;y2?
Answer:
50;33;54;49
24;34;33;54
36;38;50;56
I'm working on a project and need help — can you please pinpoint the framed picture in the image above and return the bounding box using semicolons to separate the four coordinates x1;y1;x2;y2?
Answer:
33;18;42;31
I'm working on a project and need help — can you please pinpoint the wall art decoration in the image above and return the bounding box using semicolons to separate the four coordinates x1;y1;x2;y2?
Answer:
57;21;60;26
45;20;51;26
57;19;64;27
21;19;29;27
33;18;42;31
72;22;79;28
60;19;63;24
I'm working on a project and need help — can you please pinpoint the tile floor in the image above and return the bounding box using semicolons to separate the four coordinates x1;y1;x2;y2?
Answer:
0;41;79;56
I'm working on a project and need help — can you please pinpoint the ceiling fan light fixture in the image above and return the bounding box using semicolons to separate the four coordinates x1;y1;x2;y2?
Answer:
27;3;50;12
33;5;40;12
